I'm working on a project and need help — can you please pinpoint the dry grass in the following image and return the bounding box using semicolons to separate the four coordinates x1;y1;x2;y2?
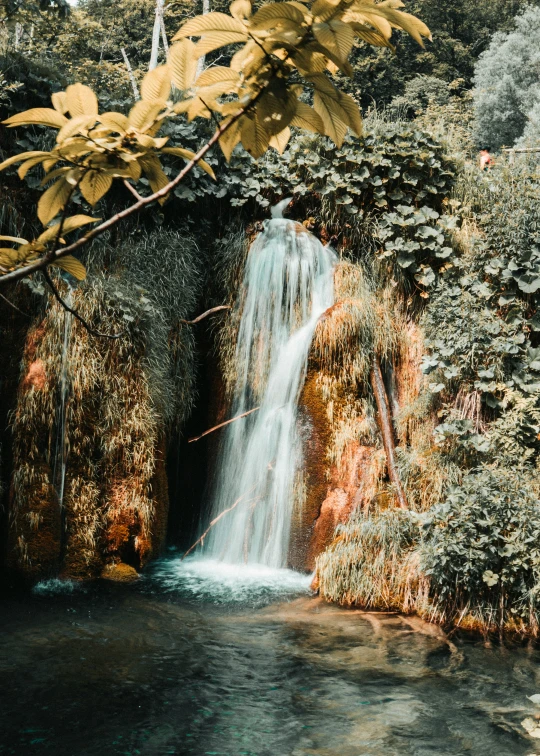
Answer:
316;509;429;613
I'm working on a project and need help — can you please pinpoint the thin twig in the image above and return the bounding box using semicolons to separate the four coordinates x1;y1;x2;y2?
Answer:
188;406;260;443
179;304;230;325
0;96;262;287
123;179;143;201
43;269;125;339
182;485;257;560
0;291;31;317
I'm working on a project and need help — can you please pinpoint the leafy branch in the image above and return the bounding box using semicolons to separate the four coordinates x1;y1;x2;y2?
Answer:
0;0;431;286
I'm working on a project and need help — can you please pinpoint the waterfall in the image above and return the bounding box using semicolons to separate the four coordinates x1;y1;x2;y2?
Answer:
204;208;335;568
52;286;73;510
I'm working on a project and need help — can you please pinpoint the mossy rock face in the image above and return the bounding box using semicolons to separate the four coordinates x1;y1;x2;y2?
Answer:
100;562;139;582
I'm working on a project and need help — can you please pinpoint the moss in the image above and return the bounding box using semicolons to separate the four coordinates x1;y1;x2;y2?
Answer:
100;562;139;582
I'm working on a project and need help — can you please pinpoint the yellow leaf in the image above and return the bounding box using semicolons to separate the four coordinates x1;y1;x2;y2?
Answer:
0;150;51;172
99;112;129;133
138;153;170;200
218;118;243;161
187;96;214;121
43;158;59;173
311;0;341;22
37;215;100;244
141;64;172;101
169;39;198;91
128;100;166;131
0;248;22;267
256;87;298;136
56;114;97;143
313;19;354;61
230;40;266;73
269;126;291;154
161;147;216;179
40;167;71;185
349;21;394;49
51;91;68;114
173;100;192;114
195;66;240;88
240;115;270;159
310;73;362;135
249;1;305;30
37;178;72;225
51;255;87;281
230;0;251;20
80;171;113;206
2;108;68;129
17;156;50;179
193;31;249;57
0;235;28;244
65;83;99;117
173;11;247;39
290;101;324;133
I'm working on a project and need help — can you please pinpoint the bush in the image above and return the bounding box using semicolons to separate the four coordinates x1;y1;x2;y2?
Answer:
421;467;540;633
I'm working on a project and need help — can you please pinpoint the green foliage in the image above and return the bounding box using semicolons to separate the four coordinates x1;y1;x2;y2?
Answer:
0;0;431;284
421;467;540;631
473;5;540;149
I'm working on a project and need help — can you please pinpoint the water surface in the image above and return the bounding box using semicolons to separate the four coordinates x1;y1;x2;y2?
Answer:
1;556;540;756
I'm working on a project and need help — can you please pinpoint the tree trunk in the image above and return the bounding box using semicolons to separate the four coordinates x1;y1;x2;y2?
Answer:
196;0;211;76
370;356;408;510
148;0;164;71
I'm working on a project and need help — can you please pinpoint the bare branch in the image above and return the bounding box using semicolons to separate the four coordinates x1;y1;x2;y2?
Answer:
0;291;31;318
179;304;230;325
182;484;258;560
188;406;260;443
43;269;125;340
0;99;258;287
123;179;143;201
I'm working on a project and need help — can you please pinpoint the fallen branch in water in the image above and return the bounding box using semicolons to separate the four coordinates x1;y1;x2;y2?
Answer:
182;485;257;560
180;305;230;325
188;406;260;443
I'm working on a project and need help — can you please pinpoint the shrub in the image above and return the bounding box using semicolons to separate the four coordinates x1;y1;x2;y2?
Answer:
421;467;540;634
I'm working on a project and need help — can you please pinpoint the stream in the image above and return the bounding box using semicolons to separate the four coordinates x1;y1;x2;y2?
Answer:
2;556;540;756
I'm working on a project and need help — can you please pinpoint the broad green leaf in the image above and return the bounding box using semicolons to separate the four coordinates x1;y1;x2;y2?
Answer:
80;171;113;206
37;178;72;225
173;12;247;39
2;108;68;129
162;147;216;179
65;83;99;117
141;64;172;101
51;255;87;281
169;39;198;91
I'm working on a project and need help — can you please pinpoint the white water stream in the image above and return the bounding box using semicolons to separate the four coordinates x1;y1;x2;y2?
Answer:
202;204;335;568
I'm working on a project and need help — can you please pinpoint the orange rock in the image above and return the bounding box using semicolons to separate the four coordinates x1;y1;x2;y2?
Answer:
101;562;139;582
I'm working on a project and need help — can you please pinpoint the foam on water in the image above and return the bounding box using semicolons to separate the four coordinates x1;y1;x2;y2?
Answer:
32;578;84;596
149;557;312;604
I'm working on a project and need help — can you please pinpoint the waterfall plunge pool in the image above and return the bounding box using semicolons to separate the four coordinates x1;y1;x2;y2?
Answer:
2;557;540;756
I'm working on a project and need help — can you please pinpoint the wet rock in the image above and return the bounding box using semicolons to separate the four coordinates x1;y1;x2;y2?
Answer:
100;562;139;582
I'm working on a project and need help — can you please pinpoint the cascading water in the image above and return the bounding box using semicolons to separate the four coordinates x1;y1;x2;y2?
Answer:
203;203;335;568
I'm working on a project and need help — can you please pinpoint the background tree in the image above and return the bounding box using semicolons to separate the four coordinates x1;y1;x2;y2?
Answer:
473;5;540;149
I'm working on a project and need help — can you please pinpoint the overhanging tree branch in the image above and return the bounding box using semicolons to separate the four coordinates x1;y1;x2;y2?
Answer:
0;100;256;287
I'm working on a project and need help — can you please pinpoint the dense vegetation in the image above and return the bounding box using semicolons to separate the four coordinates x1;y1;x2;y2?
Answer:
2;0;540;638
